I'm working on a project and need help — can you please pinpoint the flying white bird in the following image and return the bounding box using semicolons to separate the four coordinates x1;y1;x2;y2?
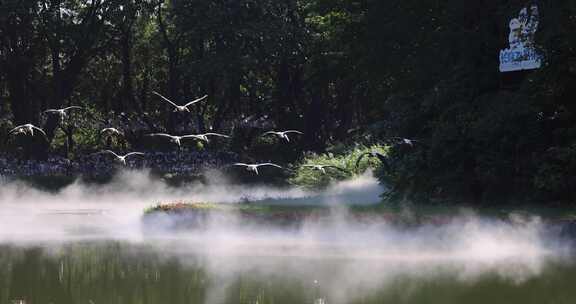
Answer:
302;164;349;175
262;130;303;142
393;137;420;147
100;128;124;137
9;124;47;138
100;150;145;166
189;133;230;143
231;163;283;175
44;106;83;120
152;91;208;112
146;133;202;147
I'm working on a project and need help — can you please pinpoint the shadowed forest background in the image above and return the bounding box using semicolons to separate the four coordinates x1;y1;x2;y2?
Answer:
1;0;576;205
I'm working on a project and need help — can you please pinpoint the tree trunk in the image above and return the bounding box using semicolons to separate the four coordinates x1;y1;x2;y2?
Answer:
334;79;354;140
276;60;292;129
140;49;150;113
276;60;304;130
166;54;180;132
212;78;227;131
44;53;87;143
156;2;180;132
120;29;134;113
303;88;326;151
5;59;33;125
65;124;75;158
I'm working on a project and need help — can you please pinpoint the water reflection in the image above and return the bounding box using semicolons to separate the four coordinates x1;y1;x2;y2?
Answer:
0;242;575;304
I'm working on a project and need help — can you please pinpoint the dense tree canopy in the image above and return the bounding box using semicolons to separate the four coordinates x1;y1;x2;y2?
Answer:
1;0;575;204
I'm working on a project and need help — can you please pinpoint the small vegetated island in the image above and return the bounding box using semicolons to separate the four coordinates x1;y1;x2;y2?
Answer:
142;201;576;243
142;201;402;231
141;145;398;230
140;145;576;238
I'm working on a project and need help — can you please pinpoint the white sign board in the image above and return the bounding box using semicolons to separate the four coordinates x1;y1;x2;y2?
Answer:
499;4;542;72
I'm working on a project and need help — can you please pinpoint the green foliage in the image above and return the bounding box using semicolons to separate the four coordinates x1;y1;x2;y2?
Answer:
359;0;576;205
289;144;388;189
48;104;111;157
1;0;576;205
0;118;13;151
534;144;576;197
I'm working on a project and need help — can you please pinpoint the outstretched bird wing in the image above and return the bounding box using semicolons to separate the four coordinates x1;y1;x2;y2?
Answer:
43;109;61;114
284;130;304;135
146;133;174;139
63;106;83;111
262;131;279;137
181;135;207;142
152;91;180;109
183;95;208;107
9;126;24;134
31;126;47;137
387;137;404;144
102;150;121;159
232;163;249;167
391;137;419;144
258;163;283;169
204;133;230;138
101;128;123;136
125;152;145;159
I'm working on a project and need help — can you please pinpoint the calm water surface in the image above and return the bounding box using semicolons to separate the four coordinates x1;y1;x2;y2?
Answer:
1;174;575;304
0;236;575;304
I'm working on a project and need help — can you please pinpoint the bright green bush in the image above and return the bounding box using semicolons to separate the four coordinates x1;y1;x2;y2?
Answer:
289;144;389;189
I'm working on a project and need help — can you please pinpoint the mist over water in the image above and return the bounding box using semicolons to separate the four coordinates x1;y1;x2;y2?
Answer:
0;170;384;242
0;170;574;304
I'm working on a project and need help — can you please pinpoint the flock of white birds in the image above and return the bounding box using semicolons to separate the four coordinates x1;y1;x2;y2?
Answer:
7;92;419;177
6;92;309;176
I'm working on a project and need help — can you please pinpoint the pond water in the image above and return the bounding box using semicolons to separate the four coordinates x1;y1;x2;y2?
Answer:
0;171;575;304
1;239;575;304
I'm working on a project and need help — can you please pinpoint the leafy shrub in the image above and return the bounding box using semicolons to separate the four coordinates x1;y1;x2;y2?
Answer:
534;144;576;201
289;144;389;189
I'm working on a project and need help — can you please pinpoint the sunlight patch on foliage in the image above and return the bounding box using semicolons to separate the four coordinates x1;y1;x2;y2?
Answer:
289;144;389;189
